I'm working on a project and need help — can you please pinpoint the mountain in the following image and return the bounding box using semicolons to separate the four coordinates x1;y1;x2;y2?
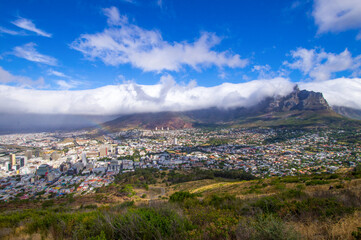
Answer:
332;106;361;120
99;87;361;131
99;112;193;132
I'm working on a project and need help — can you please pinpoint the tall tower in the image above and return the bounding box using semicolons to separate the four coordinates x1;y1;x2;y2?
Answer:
10;154;16;166
82;152;87;166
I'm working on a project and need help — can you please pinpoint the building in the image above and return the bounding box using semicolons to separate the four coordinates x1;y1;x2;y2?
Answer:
108;160;121;173
82;152;87;166
5;161;11;171
50;152;60;161
25;150;32;159
122;160;134;170
36;164;52;177
16;156;27;167
60;162;71;172
10;154;16;166
99;144;113;157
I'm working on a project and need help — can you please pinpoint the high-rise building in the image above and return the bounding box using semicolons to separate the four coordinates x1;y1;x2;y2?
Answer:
10;154;16;166
99;147;107;157
16;156;28;167
25;150;32;159
5;161;11;171
82;152;87;166
34;149;41;157
99;144;113;157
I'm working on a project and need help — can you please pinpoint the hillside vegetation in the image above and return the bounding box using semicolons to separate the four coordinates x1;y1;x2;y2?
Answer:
1;166;361;240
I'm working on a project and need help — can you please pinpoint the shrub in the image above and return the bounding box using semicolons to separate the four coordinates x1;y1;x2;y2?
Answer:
109;206;193;240
279;189;306;200
237;214;300;240
42;199;55;208
169;191;198;203
305;180;329;186
203;193;239;210
352;227;361;240
252;196;283;214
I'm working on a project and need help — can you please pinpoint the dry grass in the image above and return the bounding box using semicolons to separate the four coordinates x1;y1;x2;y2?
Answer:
291;210;361;240
0;226;46;240
190;181;243;194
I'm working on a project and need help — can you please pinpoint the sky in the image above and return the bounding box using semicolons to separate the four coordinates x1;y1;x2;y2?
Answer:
1;0;361;115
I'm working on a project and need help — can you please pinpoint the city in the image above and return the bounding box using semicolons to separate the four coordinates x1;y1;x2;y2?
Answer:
0;128;359;202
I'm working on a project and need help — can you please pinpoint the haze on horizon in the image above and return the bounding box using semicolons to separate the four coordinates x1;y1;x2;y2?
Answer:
1;0;361;118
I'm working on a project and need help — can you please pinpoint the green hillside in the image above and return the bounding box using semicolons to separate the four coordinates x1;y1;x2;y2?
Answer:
1;167;361;240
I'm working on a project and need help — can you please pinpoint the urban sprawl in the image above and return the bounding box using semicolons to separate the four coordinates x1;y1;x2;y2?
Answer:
0;128;360;201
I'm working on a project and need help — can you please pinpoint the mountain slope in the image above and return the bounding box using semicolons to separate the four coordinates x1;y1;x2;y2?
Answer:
332;106;361;120
100;87;361;131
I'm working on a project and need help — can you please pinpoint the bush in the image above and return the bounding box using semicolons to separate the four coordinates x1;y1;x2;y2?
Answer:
279;189;306;200
42;199;54;208
203;193;239;209
120;184;136;197
109;206;192;240
169;191;198;203
252;196;283;214
237;214;300;240
305;180;329;186
352;227;361;240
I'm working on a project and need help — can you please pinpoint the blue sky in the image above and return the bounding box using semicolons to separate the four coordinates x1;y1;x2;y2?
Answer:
1;0;361;115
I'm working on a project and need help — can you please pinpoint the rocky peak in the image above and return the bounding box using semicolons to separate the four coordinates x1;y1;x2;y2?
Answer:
265;85;330;112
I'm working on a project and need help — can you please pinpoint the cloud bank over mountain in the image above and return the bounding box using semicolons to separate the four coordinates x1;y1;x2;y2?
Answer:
300;78;361;109
1;75;361;116
0;77;295;115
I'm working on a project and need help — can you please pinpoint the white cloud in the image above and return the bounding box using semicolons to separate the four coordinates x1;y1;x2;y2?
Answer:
13;43;58;66
56;80;81;90
0;77;294;115
71;6;248;72
300;78;361;109
0;66;45;87
120;0;137;4
103;6;128;26
11;18;52;37
48;70;69;78
313;0;361;35
0;27;23;36
284;48;361;81
252;64;274;79
218;72;227;79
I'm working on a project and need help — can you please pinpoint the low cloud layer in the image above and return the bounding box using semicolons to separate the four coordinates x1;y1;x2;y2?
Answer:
71;6;248;72
0;77;295;115
2;72;361;115
300;78;361;109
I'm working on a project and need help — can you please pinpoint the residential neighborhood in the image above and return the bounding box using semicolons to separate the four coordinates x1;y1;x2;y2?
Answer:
0;128;360;201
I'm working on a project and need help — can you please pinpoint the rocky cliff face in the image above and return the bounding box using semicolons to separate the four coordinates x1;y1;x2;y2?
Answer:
264;86;331;112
